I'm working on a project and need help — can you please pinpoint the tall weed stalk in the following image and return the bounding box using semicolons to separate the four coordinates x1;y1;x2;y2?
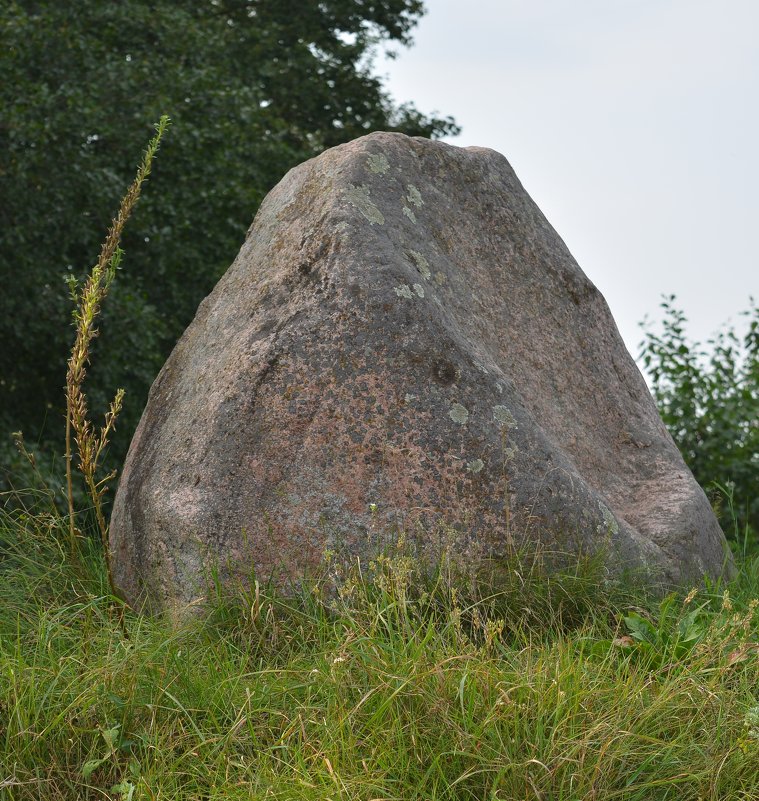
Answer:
65;116;169;593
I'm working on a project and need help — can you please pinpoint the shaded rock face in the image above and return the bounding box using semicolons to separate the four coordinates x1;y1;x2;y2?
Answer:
110;132;730;613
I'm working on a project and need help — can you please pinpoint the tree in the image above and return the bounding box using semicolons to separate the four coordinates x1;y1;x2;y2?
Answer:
0;0;457;483
639;297;759;545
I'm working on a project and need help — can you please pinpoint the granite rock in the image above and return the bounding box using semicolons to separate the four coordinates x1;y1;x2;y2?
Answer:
110;132;731;613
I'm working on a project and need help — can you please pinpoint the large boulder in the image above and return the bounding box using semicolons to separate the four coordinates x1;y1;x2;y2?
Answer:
110;132;731;613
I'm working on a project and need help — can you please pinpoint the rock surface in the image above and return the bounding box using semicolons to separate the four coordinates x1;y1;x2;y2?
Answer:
110;132;731;613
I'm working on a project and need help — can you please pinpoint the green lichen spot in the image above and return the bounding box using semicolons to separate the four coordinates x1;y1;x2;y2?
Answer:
409;250;431;279
406;184;423;207
404;393;417;404
413;283;425;298
343;184;385;225
434;272;447;285
493;405;518;429
467;458;484;474
394;285;414;299
403;206;417;223
449;403;469;424
366;153;390;174
597;502;619;536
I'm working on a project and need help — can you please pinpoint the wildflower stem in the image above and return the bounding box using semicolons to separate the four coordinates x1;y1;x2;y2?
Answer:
65;116;170;588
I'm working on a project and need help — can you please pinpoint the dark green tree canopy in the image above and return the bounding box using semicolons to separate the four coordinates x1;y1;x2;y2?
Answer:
0;0;457;478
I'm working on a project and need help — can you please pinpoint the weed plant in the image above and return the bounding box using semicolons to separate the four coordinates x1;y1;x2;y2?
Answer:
63;117;169;585
1;495;757;800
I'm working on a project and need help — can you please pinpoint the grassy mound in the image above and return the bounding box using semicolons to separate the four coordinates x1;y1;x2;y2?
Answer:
1;497;758;800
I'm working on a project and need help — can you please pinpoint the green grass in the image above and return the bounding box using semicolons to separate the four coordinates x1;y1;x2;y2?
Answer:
1;497;758;800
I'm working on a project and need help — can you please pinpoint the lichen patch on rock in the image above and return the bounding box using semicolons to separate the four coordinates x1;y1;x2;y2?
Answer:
343;184;385;225
408;250;431;279
406;184;423;207
449;403;469;424
493;405;518;429
366;153;390;174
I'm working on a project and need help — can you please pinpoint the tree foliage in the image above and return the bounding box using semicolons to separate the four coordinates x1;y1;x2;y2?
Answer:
639;297;759;544
0;0;457;479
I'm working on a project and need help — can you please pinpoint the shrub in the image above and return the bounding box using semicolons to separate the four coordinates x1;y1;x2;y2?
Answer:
639;296;758;547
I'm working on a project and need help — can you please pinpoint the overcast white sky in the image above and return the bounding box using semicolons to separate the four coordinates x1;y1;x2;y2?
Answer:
378;0;758;357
